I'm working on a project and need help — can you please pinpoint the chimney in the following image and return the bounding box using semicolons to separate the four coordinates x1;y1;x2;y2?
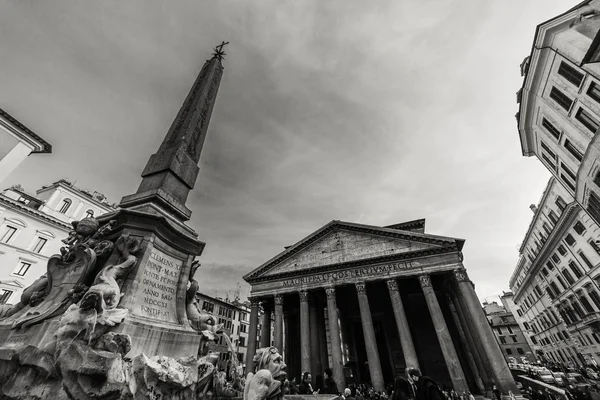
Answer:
530;204;537;213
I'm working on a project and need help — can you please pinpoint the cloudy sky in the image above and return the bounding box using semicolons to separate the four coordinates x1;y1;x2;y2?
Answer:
0;0;571;301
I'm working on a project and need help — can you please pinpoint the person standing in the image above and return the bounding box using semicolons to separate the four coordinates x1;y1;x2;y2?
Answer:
392;373;412;400
407;368;444;400
324;368;339;395
299;372;316;395
492;385;501;400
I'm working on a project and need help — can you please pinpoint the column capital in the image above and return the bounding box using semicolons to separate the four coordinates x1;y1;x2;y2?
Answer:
419;275;432;288
386;279;399;292
453;268;470;283
275;294;284;306
249;296;260;307
299;290;308;302
356;282;367;295
325;287;336;299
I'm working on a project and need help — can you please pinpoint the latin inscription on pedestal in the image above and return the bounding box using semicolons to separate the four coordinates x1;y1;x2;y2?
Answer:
137;247;183;324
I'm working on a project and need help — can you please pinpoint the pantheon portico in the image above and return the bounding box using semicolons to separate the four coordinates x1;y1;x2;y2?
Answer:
243;219;519;396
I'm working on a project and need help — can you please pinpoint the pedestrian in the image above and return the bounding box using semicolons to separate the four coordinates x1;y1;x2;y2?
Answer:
299;372;316;395
392;372;412;400
407;367;444;400
345;388;356;400
508;391;517;400
492;384;501;400
324;368;339;395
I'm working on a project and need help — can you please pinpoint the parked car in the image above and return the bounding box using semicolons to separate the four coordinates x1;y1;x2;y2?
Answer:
567;373;592;390
586;368;600;380
536;370;557;385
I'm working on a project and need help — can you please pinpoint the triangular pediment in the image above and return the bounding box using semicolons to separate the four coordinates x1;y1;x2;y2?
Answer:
244;221;463;282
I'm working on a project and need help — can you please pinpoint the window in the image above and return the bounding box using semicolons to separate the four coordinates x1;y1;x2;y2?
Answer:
565;234;576;246
565;139;584;162
531;336;538;345
202;301;215;313
31;237;47;253
511;335;518;343
558;245;568;256
85;210;94;219
558;62;585;87
542;118;562;140
0;226;17;243
238;336;246;347
542;223;552;236
506;348;512;355
240;324;247;333
58;198;72;214
518;309;523;317
562;162;577;182
574;221;586;235
589;240;600;257
587;82;600;104
500;337;507;344
549;211;559;224
0;289;13;305
569;261;583;278
546;261;555;271
550;87;574;111
13;261;31;277
579;251;595;269
556;196;567;211
523;321;530;330
556;276;567;290
542;268;549;277
563;269;575;285
547;287;556;300
497;327;502;335
576;108;600;133
552;254;561;264
540;141;558;170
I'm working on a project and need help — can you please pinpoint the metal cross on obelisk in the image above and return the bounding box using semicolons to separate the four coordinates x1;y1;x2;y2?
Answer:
212;41;229;61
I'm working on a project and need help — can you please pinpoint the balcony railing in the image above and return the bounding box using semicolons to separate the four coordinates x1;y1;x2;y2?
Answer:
566;311;600;332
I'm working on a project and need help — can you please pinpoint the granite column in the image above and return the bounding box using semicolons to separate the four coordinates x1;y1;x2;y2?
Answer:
419;275;468;393
309;295;321;383
246;297;260;373
356;282;384;391
274;294;284;351
260;301;272;348
386;279;419;370
299;290;312;376
453;268;519;396
326;287;345;393
317;298;329;372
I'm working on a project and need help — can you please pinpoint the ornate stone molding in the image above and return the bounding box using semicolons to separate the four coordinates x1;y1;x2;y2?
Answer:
419;275;432;288
386;279;399;292
249;297;260;308
274;294;284;306
325;287;336;299
356;282;367;295
299;290;308;302
453;268;470;283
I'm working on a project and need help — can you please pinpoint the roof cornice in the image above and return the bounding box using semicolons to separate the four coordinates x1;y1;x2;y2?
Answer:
0;195;70;230
0;107;51;154
519;178;557;252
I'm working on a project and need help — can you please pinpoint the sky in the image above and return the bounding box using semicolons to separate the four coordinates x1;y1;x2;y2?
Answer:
0;0;572;302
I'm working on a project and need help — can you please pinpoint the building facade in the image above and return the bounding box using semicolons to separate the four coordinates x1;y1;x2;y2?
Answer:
509;177;600;367
500;291;539;360
483;300;536;363
195;292;262;372
0;108;52;185
243;219;519;396
517;0;600;228
0;180;115;303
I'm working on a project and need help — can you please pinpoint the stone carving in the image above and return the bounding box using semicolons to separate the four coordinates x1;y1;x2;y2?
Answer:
0;273;49;319
274;294;283;306
55;235;140;346
355;282;367;294
298;290;308;302
325;287;336;299
386;279;399;291
453;268;469;283
419;275;432;288
186;260;225;357
244;347;287;400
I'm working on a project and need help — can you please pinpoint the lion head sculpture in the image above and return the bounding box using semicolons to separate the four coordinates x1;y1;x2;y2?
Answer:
253;347;287;381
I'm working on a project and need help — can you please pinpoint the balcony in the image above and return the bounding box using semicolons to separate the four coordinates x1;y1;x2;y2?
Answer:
566;311;600;332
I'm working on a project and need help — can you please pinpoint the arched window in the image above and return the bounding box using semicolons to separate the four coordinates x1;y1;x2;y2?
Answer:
58;198;72;214
85;210;94;219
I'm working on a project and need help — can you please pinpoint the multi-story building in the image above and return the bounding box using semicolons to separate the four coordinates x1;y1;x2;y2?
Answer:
509;177;600;367
196;293;262;372
517;0;600;227
0;107;52;184
483;300;536;363
500;291;539;359
0;180;116;303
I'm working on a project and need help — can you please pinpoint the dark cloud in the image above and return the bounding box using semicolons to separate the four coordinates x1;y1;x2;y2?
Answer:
0;0;566;300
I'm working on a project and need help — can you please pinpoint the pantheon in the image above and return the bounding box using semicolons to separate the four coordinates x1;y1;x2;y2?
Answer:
243;219;518;396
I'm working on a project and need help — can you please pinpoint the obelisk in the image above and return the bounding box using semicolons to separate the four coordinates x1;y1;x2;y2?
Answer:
97;43;228;358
